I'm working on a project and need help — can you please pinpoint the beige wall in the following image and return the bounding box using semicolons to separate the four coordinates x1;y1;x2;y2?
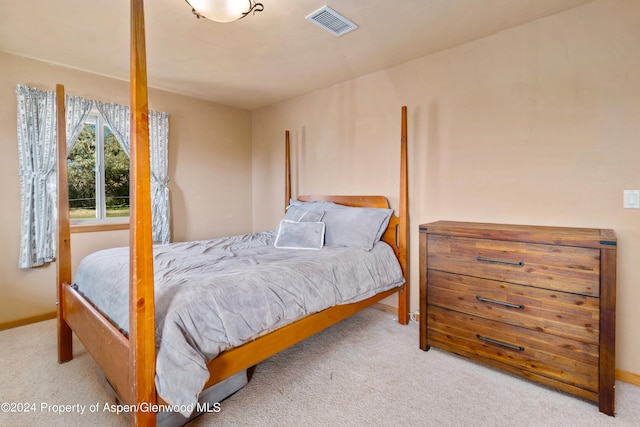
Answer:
252;0;640;376
0;52;252;325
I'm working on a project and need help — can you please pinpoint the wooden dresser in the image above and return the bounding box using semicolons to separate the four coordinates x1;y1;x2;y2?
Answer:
419;221;617;416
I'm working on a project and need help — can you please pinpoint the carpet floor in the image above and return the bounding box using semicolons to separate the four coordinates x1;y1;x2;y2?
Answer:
0;308;638;426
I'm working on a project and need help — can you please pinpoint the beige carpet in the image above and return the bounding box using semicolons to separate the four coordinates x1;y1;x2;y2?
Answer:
1;308;638;427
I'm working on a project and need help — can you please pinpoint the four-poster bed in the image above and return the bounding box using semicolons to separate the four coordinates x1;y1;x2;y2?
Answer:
55;2;410;426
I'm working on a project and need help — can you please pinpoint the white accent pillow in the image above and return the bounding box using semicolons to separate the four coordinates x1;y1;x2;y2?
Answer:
274;220;325;250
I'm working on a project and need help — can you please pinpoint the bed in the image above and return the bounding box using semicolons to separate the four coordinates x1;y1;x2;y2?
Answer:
55;2;410;426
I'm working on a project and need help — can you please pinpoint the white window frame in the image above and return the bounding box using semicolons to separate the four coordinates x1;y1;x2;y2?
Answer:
70;110;129;224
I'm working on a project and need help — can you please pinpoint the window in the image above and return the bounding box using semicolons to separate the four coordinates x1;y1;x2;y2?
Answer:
67;112;130;221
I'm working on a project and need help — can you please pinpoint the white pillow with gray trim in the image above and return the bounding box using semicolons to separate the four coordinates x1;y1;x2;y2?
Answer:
274;220;325;250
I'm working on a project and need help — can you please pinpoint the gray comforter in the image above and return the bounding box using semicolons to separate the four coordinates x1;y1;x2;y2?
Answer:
74;231;405;414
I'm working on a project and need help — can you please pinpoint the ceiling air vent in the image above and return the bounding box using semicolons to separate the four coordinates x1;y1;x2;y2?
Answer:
305;6;358;37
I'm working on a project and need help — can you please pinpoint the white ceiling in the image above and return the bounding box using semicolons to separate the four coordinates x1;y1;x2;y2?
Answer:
0;0;596;111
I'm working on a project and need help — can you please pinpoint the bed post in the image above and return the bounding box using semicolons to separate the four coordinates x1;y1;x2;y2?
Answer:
129;0;156;425
285;130;291;211
56;84;73;362
397;106;410;325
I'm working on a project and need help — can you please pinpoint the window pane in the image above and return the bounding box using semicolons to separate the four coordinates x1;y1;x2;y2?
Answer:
67;124;97;219
104;125;130;218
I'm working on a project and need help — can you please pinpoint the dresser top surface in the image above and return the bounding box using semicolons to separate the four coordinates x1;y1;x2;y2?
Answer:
419;221;616;249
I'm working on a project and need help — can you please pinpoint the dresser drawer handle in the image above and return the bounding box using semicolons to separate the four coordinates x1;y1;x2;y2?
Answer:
475;295;524;310
476;334;524;352
476;256;524;266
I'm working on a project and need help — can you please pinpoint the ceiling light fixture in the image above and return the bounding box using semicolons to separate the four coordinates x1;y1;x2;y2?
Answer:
185;0;264;22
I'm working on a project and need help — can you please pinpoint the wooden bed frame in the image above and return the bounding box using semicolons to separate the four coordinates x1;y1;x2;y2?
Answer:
55;1;409;426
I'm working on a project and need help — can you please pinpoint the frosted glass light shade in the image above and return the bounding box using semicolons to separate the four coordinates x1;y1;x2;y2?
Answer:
186;0;254;23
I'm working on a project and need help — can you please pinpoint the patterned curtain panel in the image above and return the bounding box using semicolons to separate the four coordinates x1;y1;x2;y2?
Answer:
149;110;171;244
95;101;131;156
16;86;95;268
65;95;94;153
96;101;171;243
16;85;58;268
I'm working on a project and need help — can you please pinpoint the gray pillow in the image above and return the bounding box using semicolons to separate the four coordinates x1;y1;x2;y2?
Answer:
277;204;325;234
274;220;325;250
282;199;324;222
322;206;392;250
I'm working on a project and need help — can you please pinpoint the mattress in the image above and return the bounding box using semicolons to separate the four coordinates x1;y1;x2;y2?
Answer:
74;230;405;416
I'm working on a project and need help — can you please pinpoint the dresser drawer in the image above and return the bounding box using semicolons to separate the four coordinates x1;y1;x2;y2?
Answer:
427;270;600;344
427;306;599;392
427;235;601;296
